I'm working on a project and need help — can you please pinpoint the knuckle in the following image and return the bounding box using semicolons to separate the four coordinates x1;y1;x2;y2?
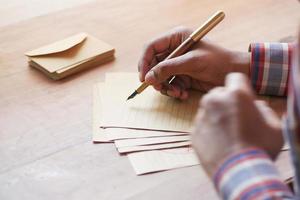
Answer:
196;53;210;63
229;88;248;101
156;65;169;80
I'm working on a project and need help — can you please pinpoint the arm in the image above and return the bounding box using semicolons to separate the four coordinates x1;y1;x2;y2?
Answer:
192;73;295;199
138;27;293;99
214;148;294;199
213;43;296;198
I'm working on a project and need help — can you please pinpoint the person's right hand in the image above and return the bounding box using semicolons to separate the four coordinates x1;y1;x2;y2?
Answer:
138;26;250;100
191;73;283;177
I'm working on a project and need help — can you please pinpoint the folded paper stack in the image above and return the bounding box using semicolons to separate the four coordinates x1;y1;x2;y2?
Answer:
25;33;114;80
93;72;202;175
93;73;292;176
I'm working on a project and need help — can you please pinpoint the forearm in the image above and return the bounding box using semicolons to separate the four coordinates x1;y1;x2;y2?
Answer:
213;148;294;200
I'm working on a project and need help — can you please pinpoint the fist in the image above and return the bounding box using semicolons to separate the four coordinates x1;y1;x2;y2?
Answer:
192;73;283;177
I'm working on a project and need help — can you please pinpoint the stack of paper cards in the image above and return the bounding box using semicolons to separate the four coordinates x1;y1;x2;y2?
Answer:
25;33;115;80
93;73;202;175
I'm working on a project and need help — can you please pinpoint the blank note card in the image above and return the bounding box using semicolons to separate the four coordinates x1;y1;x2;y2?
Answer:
101;81;201;132
93;83;111;142
128;148;199;175
117;141;191;153
114;135;191;148
106;128;188;140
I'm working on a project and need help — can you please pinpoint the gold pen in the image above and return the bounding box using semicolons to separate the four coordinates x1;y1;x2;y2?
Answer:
127;11;225;100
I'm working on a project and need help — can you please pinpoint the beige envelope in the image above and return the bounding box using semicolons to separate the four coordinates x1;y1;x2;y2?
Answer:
25;33;115;80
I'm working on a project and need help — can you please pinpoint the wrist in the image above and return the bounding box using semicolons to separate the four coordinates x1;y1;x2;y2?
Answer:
203;143;251;178
228;51;250;76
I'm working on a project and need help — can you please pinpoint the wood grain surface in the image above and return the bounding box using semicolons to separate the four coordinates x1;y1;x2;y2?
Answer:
0;0;299;199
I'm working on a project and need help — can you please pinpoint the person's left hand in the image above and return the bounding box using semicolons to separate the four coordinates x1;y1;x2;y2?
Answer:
191;73;284;178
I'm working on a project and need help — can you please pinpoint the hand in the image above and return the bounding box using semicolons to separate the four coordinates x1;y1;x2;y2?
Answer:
138;26;250;100
191;73;283;177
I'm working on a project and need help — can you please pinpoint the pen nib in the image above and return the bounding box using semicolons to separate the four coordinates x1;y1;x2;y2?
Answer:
126;91;138;101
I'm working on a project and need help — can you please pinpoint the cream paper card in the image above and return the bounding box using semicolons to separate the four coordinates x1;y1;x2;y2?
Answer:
93;83;188;142
105;72;139;84
114;135;190;148
117;141;191;153
100;81;200;132
93;83;111;142
128;148;199;175
106;128;187;140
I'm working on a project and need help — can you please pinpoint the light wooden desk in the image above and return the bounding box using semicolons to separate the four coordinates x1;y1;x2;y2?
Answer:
0;0;299;199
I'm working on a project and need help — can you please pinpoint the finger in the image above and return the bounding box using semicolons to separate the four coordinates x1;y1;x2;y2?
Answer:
255;100;281;128
170;78;189;100
191;109;205;137
153;84;162;91
255;100;268;107
192;80;215;92
144;52;196;85
225;73;254;97
179;76;192;89
138;53;157;81
179;90;189;100
138;27;190;82
158;82;177;97
165;86;189;100
155;51;171;62
194;109;205;125
167;85;182;98
153;80;188;100
200;87;225;108
153;77;186;99
160;84;168;96
158;82;184;99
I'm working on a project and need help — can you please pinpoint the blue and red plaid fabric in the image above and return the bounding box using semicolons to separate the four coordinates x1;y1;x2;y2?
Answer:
214;148;293;199
213;42;299;200
284;45;300;198
249;43;292;96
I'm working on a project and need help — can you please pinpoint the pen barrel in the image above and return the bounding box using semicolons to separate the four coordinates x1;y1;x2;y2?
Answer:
190;11;225;42
136;82;149;93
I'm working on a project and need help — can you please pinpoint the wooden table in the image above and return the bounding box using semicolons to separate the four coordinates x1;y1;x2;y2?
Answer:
0;0;299;199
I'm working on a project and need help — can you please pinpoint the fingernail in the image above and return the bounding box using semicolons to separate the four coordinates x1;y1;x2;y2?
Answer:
139;73;144;81
145;71;156;84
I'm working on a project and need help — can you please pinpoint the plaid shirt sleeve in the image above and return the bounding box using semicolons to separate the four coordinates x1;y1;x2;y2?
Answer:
213;148;294;200
249;43;293;96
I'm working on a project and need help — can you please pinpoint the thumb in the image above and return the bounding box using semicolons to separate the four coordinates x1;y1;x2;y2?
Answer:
225;73;254;97
144;53;193;85
255;100;281;129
